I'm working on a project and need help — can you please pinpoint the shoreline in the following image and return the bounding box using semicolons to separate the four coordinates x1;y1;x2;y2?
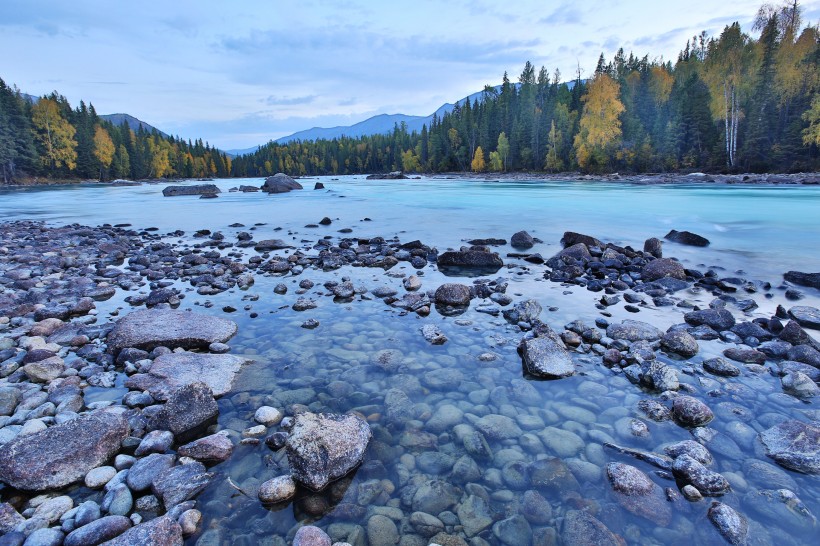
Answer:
3;170;820;189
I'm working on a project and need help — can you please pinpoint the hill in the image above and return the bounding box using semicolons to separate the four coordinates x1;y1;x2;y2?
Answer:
100;113;168;137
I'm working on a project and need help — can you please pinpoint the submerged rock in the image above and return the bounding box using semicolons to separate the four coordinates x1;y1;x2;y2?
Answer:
606;463;672;526
107;309;237;354
162;184;220;197
421;324;447;345
707;502;748;545
0;409;128;491
561;510;622;546
286;412;371;491
759;420;820;474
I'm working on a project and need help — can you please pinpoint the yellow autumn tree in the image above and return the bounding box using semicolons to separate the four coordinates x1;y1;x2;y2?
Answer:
573;74;625;171
471;146;486;172
401;149;420;172
92;125;115;180
30;98;77;171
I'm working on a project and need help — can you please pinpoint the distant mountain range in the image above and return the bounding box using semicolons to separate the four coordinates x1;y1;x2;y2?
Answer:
224;80;579;156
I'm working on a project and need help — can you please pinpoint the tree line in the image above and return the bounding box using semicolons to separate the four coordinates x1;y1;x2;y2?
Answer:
3;2;819;183
232;1;820;176
0;81;231;184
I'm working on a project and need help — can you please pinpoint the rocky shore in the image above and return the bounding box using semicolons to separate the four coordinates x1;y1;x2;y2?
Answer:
0;218;818;546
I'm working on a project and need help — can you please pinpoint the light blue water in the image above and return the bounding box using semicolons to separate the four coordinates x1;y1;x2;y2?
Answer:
2;176;818;281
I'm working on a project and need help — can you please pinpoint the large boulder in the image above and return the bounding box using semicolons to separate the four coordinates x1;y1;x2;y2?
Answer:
665;229;710;246
784;271;820;289
511;231;535;249
261;173;303;193
642;258;686;281
787;306;820;330
437;250;503;272
0;409;129;491
107;309;237;354
286;412;371;491
146;382;219;439
758;420;820;474
162;184;220;197
124;352;251;400
518;326;575;379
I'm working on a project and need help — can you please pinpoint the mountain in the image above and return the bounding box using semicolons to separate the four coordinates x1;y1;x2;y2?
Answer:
268;80;580;148
100;113;168;137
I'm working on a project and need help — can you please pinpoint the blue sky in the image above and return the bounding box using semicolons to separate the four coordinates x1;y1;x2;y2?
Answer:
2;0;819;150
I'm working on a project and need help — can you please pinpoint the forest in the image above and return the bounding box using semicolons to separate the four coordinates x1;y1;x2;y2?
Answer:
2;2;820;183
0;82;231;184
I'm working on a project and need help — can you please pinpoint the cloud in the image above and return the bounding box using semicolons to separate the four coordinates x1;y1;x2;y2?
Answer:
263;95;317;106
540;2;583;25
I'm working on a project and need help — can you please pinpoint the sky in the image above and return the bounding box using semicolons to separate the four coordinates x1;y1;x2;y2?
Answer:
2;0;820;151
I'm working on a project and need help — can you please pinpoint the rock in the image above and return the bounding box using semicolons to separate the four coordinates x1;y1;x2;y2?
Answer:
707;502;748;545
437;250;503;272
642;258;686;281
454;494;493;537
254;406;284;426
152;462;213;508
671;395;714;427
723;347;766;364
261;173;303;193
286;412;371;491
606;463;672;526
145;382;219;439
259;475;297;503
420;325;447;345
126;453;175;491
643;237;662;258
314;182;324;190
22;528;64;546
561;232;602;248
642;361;679;391
665;229;710;246
0;387;20;416
493;514;532;546
0;408;128;491
366;171;407;180
107;309;237;354
178;433;233;463
254;239;292;251
510;231;534;249
0;503;24;534
366;514;399;546
783;271;820;289
125;352;250;400
135;430;175;456
32;495;73;524
660;330;699;357
23;356;64;382
787;344;820;367
520;490;552;525
742;488;817;530
606;320;662;342
502;299;542;325
672;454;730;495
411;480;458;514
97;515;182;546
518;327;575;379
703;357;740;377
684;309;736;331
782;371;820;398
162;184;220;197
434;284;472;307
64;515;131;546
561;510;622;546
664;440;713;465
475;414;522;441
292;525;332;546
759;420;820;474
547;243;591;266
787;305;820;330
102;483;133;516
85;466;117;489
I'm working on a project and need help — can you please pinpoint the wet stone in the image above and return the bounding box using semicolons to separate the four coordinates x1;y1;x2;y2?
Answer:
707;502;748;546
152;461;213;509
63;515;131;546
258;475;297;504
660;329;699;357
671;395;714;427
606;462;672;526
672;454;730;496
561;509;622;546
703;357;740;377
723;347;767;364
107;309;237;354
177;433;233;463
758;419;820;474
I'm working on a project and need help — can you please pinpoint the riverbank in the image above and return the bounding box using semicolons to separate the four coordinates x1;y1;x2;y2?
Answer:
0;216;818;545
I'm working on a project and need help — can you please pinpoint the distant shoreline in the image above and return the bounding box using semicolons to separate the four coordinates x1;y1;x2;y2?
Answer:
2;171;820;189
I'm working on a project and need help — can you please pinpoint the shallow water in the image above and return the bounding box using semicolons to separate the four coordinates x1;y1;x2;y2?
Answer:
1;177;819;545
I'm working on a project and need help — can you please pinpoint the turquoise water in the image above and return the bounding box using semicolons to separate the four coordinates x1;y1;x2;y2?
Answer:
1;177;819;545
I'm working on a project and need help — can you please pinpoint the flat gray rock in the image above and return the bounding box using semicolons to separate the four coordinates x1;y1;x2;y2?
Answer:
162;184;220;197
606;463;671;526
146;382;218;439
606;320;662;342
107;309;237;354
0;409;129;491
519;328;575;379
759;420;820;474
124;352;251;401
788;305;820;330
152;462;213;509
286;412;371;491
